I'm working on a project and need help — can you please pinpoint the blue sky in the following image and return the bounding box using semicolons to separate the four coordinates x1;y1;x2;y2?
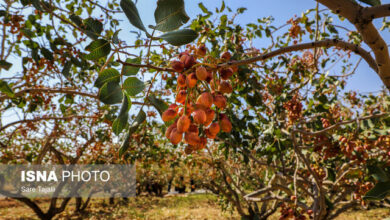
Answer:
127;0;390;93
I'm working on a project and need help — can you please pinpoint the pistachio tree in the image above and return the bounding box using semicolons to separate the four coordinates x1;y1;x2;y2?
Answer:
1;0;390;219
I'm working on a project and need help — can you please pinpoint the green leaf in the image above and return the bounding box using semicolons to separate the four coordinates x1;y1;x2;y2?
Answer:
119;131;132;158
132;109;146;128
61;61;72;78
158;29;198;46
327;168;336;182
70;14;83;27
40;47;54;61
119;110;146;157
237;7;247;14
94;68;120;88
70;15;103;40
52;37;69;47
219;1;226;13
367;119;375;128
0;80;14;97
120;0;147;33
123;77;145;96
84;18;103;40
113;118;128;136
113;94;131;135
0;60;12;70
363;181;390;200
98;82;123;105
112;29;121;44
368;165;389;182
358;0;381;6
31;0;43;11
154;0;190;32
147;95;168;116
122;57;141;76
325;196;334;210
22;28;36;38
374;128;389;135
327;25;338;34
71;57;84;67
85;39;111;60
32;48;40;63
20;0;30;6
198;3;211;14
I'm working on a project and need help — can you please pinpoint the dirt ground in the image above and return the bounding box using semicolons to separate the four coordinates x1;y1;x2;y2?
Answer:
0;194;389;219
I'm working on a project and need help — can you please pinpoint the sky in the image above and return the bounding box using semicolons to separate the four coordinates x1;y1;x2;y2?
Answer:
126;0;390;93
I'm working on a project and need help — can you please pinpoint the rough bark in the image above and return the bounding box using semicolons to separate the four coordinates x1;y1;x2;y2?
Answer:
316;0;390;89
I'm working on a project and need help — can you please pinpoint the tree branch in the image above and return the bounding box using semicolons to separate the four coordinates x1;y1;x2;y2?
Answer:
0;87;147;105
362;4;390;20
245;185;292;199
35;122;59;165
0;189;47;219
219;38;378;73
0;115;98;132
317;0;390;89
0;88;97;102
209;180;249;217
245;195;309;210
117;60;175;72
293;112;388;136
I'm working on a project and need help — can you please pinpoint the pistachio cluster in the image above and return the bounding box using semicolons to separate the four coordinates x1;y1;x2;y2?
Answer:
162;45;235;153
